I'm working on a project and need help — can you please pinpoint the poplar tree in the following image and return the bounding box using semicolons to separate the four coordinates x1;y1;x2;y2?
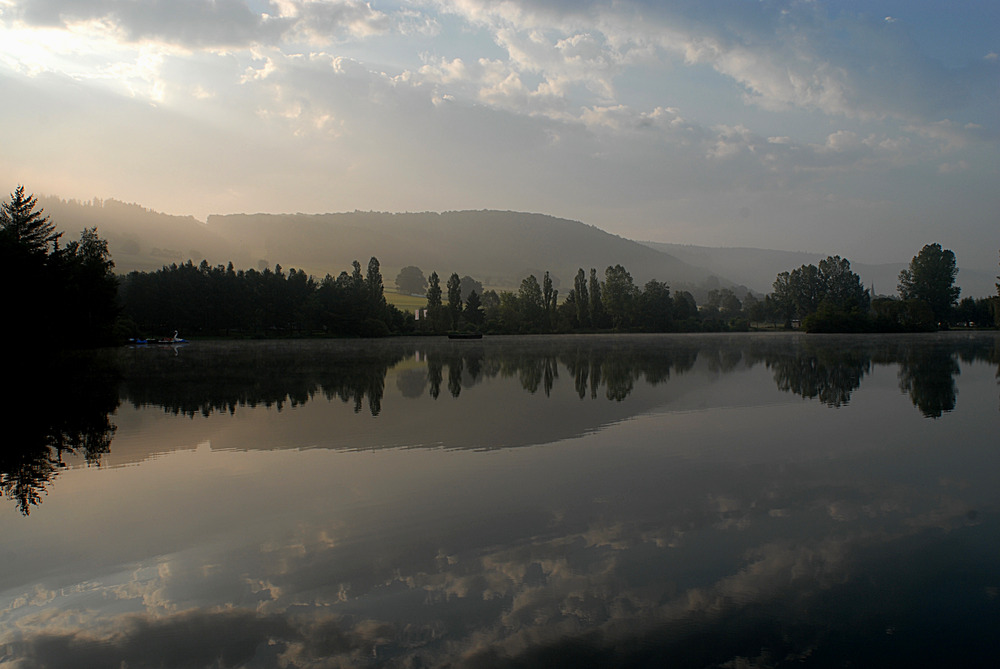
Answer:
426;271;443;331
588;268;605;328
574;268;589;328
447;272;462;329
366;256;386;317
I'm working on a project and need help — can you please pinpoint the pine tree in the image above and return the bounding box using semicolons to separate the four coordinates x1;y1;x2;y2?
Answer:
0;185;61;255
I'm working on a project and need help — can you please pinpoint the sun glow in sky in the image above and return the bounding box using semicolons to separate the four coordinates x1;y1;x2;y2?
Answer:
0;0;997;270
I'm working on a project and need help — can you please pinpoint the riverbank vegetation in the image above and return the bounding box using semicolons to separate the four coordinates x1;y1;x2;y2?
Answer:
1;186;119;350
772;246;998;333
3;184;998;345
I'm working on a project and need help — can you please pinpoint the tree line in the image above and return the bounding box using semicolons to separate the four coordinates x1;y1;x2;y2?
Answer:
408;245;1000;335
9;333;998;515
4;184;998;346
768;245;999;332
405;265;710;334
0;186;119;350
119;256;410;338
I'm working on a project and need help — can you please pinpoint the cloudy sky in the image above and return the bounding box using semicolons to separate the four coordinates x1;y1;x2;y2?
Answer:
0;0;997;270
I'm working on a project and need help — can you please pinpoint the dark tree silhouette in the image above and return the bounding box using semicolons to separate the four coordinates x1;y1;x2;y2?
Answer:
447;272;462;329
0;185;61;255
464;290;484;326
395;265;428;295
425;271;444;332
573;268;590;328
1;187;120;349
898;243;960;324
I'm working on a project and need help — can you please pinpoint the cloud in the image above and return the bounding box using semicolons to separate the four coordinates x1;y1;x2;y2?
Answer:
0;0;996;261
938;160;969;174
6;0;391;49
11;0;287;48
904;119;981;151
284;0;392;44
430;0;996;128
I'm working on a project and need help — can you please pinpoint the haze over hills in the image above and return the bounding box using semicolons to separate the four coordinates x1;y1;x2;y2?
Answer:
38;196;236;273
38;196;719;292
36;196;997;299
642;242;906;297
644;242;997;298
206;210;716;292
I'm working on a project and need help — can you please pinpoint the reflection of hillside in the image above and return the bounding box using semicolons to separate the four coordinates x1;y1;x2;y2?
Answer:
111;336;1000;422
101;337;725;459
8;334;999;514
11;401;999;668
115;338;712;418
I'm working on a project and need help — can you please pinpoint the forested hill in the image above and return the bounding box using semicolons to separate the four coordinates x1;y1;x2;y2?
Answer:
35;197;730;291
38;196;235;272
205;210;713;290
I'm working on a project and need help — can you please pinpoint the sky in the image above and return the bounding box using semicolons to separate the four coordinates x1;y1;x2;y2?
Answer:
0;0;997;272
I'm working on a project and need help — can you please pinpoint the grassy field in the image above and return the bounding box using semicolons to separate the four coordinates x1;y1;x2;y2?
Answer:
386;290;426;312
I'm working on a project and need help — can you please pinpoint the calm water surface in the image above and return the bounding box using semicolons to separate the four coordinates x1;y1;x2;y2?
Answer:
2;333;999;668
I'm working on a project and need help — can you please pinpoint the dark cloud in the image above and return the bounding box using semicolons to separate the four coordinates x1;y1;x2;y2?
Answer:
9;609;299;668
5;608;401;668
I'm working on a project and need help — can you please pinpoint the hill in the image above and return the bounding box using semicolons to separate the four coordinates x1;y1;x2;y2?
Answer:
38;196;241;272
204;210;719;291
34;198;720;291
30;196;995;299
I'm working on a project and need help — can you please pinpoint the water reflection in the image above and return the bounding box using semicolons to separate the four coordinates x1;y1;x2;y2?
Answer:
118;341;407;417
0;355;118;515
896;345;961;418
760;338;871;407
108;334;1000;418
2;334;1000;666
3;334;1000;517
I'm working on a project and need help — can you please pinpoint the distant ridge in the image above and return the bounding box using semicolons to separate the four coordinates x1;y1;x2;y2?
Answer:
38;196;234;272
29;196;997;298
205;210;716;289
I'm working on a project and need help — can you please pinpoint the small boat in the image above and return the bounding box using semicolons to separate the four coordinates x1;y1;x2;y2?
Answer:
447;332;483;340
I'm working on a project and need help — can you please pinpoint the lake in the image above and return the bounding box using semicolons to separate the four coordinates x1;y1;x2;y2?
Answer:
2;333;999;668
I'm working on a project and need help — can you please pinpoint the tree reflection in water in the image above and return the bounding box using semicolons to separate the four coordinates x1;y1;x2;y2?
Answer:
760;338;872;407
897;346;961;418
3;333;1000;667
4;334;998;515
1;354;119;515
